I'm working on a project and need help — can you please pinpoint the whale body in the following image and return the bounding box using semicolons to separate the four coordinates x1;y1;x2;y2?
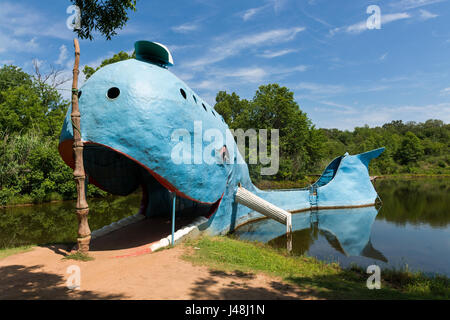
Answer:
59;41;384;236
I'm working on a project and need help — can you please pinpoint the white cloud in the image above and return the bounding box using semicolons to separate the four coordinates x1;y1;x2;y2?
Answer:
0;2;74;54
0;59;14;65
294;81;390;100
0;2;72;40
56;45;68;66
330;12;411;36
206;64;308;84
0;33;39;53
289;65;308;72
311;101;450;129
315;100;356;113
270;0;288;13
390;0;445;10
419;9;439;20
186;27;305;67
300;9;333;28
171;22;199;34
370;103;450;125
258;49;298;58
185;62;308;101
195;80;219;90
240;0;288;21
166;44;199;52
295;82;346;95
382;12;412;24
379;52;388;61
440;87;450;95
241;6;267;21
221;67;267;82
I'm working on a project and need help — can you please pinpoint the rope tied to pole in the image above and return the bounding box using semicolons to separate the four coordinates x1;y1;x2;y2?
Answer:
71;119;81;135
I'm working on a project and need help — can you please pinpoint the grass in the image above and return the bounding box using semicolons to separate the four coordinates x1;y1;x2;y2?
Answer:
0;245;34;259
255;177;318;190
153;245;175;253
376;173;450;179
183;236;449;300
63;252;95;262
254;174;450;190
2;174;448;206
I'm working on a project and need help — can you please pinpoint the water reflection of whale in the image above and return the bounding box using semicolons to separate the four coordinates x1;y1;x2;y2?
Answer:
234;206;387;263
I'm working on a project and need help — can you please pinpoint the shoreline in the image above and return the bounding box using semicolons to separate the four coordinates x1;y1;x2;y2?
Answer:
1;237;448;299
1;174;448;209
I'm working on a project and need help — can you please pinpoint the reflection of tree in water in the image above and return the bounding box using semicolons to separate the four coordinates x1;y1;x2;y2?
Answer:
268;227;317;255
0;192;141;249
375;178;449;227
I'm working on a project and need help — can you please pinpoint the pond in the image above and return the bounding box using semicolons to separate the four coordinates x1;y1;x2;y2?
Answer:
233;177;450;276
1;178;449;277
0;192;141;249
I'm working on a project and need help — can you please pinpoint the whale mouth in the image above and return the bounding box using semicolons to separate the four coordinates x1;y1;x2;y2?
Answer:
58;140;221;219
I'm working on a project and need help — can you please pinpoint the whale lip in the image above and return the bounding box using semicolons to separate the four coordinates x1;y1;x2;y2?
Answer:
58;139;222;207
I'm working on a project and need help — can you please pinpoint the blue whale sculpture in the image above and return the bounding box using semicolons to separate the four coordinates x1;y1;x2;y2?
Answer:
59;41;384;237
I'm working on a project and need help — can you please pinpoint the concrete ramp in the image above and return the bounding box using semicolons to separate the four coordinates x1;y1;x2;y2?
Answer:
235;186;292;250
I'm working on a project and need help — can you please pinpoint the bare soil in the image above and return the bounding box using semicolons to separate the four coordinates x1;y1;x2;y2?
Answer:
0;220;318;300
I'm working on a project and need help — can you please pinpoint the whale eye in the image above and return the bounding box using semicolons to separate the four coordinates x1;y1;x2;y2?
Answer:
107;87;120;100
180;88;186;99
217;145;229;165
221;145;229;162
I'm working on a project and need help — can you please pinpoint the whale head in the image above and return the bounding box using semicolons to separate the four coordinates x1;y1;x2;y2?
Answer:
59;42;241;215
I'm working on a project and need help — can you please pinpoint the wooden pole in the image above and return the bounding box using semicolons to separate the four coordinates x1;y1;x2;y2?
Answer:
171;192;176;246
71;38;91;252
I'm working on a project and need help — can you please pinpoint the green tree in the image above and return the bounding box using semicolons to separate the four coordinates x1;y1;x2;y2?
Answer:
0;65;68;137
71;0;137;40
0;65;33;104
249;84;310;155
214;84;325;180
395;131;424;165
83;51;135;80
214;91;251;129
0;85;44;134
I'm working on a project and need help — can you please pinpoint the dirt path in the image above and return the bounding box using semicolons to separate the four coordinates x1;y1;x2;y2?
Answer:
0;221;318;300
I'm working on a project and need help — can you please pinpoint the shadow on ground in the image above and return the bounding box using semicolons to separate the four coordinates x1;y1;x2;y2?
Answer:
89;217;195;251
284;271;448;300
44;244;74;257
189;267;448;300
189;269;319;300
0;264;127;299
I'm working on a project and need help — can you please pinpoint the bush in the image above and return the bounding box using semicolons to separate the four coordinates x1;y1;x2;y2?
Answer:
0;129;106;205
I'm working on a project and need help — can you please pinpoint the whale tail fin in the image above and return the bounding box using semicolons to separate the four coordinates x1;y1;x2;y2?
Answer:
311;147;385;207
357;147;385;170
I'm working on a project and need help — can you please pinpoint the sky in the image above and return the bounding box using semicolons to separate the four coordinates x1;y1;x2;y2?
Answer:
0;0;449;130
